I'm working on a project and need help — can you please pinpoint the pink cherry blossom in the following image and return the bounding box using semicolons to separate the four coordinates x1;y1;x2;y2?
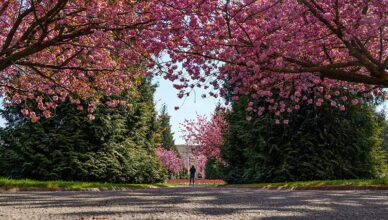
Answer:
156;147;183;174
181;112;227;161
153;0;387;116
351;99;359;105
0;1;386;122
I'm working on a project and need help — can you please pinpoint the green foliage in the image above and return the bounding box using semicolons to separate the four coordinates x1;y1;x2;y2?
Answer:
0;77;167;183
204;158;223;179
155;104;176;151
377;113;388;176
222;96;387;183
176;169;189;179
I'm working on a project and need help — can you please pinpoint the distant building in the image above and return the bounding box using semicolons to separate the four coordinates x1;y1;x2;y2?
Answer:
176;144;192;158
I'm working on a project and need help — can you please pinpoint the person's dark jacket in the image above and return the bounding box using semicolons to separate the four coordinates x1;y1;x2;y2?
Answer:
190;167;196;177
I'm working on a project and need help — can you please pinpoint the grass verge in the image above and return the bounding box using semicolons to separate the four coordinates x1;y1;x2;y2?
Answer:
228;178;388;189
0;177;172;190
1;177;387;191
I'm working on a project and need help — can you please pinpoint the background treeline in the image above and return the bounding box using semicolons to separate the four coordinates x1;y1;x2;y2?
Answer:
1;75;387;184
0;77;173;183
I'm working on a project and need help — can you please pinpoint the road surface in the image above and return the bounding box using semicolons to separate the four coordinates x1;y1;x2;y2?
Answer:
0;187;387;219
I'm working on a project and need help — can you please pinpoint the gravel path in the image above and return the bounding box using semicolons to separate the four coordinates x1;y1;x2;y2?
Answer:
0;187;387;220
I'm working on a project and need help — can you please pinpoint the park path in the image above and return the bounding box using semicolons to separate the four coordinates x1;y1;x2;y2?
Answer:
0;187;387;220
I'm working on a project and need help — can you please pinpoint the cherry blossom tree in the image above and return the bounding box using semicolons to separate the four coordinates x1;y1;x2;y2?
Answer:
181;112;227;161
181;112;227;177
1;1;386;122
193;154;207;177
0;0;167;121
157;0;387;115
156;147;183;175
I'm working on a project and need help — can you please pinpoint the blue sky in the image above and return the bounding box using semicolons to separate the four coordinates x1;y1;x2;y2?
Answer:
153;77;220;144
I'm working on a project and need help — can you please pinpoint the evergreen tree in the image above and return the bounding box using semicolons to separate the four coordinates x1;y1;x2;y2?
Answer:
222;95;387;183
0;77;167;183
155;104;176;151
377;113;388;175
204;158;223;179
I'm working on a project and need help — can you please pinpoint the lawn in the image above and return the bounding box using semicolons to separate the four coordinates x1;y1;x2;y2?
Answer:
230;178;388;189
0;177;172;190
0;177;225;190
1;177;387;190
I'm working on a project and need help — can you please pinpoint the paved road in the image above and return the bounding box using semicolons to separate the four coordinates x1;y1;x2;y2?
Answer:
0;187;387;220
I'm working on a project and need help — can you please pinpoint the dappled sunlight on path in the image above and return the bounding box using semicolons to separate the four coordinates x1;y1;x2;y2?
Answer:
0;187;387;219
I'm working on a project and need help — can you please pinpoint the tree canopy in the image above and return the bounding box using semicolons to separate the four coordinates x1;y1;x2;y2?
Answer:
0;1;386;120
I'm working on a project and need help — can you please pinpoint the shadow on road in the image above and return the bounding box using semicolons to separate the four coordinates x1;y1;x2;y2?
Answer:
0;187;387;219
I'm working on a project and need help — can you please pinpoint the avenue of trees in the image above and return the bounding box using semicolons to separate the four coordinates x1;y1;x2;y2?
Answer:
0;1;386;183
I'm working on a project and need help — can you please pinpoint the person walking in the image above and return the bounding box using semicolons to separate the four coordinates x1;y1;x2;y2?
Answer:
189;165;196;186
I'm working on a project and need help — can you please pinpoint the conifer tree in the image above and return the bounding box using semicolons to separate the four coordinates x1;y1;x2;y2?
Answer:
155;104;176;152
0;77;167;183
222;95;387;183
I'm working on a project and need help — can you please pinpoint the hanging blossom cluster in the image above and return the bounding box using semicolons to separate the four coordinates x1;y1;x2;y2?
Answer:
181;112;228;161
0;1;386;122
156;147;183;174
